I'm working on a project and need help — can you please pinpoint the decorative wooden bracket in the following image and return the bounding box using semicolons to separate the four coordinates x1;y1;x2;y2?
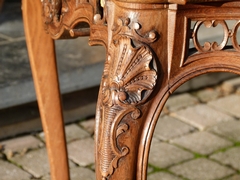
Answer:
41;0;104;39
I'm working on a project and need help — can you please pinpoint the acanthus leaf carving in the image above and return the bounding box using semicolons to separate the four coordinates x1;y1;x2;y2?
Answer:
98;17;158;179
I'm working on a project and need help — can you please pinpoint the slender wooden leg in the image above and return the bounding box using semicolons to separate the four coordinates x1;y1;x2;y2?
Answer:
22;1;69;180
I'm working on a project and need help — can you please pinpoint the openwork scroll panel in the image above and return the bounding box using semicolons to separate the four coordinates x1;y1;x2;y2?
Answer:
182;19;240;66
191;20;240;53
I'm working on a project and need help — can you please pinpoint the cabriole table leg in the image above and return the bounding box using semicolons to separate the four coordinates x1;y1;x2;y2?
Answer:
94;2;170;180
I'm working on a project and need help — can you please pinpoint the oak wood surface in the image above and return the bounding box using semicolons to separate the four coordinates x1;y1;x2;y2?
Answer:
22;1;70;180
115;0;230;4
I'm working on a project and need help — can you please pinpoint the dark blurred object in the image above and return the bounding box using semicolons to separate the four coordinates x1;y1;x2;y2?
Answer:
0;0;4;11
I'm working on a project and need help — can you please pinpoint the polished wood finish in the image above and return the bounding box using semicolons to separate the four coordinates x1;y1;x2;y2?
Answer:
24;0;240;179
22;1;69;180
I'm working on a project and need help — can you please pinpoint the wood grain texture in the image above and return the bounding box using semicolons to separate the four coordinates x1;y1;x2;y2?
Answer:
31;0;240;180
22;1;70;180
114;0;230;5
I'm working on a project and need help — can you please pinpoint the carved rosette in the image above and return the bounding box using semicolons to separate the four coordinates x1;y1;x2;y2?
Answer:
98;18;158;179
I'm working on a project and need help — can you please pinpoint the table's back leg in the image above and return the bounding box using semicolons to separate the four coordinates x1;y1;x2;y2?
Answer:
22;1;70;179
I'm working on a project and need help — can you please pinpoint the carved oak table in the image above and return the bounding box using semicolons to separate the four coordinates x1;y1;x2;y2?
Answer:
21;0;240;179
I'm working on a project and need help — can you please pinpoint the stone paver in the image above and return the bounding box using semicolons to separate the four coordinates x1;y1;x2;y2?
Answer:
10;148;49;178
170;131;233;155
70;167;96;180
169;158;235;180
42;166;96;180
210;147;240;171
149;140;194;168
171;104;234;130
154;115;195;141
68;137;95;166
224;174;240;180
221;77;240;94
208;94;240;118
195;87;222;103
0;135;44;158
64;124;90;141
79;118;95;135
165;93;199;112
0;159;31;180
148;171;183;180
39;124;90;143
208;120;240;142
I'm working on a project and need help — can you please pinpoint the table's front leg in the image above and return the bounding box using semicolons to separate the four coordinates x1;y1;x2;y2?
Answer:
94;2;170;180
22;1;69;180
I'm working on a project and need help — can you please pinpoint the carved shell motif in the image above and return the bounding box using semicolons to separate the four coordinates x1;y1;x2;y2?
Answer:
99;36;157;179
103;37;157;107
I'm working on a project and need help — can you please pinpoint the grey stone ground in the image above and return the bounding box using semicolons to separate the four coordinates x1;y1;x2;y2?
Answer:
1;1;240;180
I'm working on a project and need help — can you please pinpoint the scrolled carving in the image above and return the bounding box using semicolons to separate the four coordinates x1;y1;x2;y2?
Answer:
41;0;63;23
191;20;240;53
41;0;106;39
98;18;158;179
192;20;229;52
113;18;158;44
41;0;70;38
231;20;240;51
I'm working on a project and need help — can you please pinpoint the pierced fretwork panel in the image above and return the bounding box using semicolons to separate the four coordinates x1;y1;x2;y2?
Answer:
189;20;240;54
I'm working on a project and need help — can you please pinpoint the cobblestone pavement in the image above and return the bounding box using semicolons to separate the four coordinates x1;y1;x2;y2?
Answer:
0;78;240;180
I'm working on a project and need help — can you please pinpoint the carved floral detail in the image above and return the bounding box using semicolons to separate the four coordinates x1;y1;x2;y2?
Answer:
98;18;158;179
191;20;240;53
